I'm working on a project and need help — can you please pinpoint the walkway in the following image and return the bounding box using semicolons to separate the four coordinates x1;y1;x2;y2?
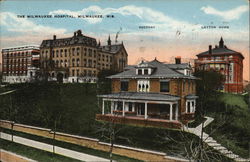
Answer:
0;90;16;96
183;116;250;162
0;132;109;162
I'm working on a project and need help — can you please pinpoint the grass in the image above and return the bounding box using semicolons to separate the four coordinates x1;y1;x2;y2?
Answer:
219;93;248;109
0;127;141;162
0;139;82;162
204;93;250;159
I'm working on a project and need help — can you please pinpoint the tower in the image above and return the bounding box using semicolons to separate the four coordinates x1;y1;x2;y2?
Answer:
107;35;111;46
219;37;224;48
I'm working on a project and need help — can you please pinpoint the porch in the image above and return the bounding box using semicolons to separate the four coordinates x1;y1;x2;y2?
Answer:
101;100;179;121
97;92;182;128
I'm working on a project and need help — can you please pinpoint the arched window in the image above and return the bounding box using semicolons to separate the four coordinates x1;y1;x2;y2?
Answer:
64;49;67;57
76;48;80;56
60;49;63;57
56;60;59;67
72;59;75;67
77;58;80;67
60;60;63;67
64;60;68;67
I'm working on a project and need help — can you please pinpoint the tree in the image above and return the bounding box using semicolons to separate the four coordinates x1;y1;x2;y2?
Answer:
194;70;224;117
95;112;125;162
97;70;117;94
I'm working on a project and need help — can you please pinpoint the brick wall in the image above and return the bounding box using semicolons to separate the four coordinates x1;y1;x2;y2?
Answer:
128;79;137;92
150;79;160;92
112;79;120;92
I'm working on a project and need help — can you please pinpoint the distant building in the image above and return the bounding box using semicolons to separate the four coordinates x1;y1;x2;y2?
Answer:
1;45;40;83
40;30;128;83
96;58;197;129
195;37;244;93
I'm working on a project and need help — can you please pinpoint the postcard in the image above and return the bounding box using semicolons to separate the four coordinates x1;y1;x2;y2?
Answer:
0;0;249;161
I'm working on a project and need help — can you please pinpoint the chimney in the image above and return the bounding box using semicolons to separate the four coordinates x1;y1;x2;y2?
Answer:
175;56;181;64
209;45;212;54
74;32;76;37
53;35;56;40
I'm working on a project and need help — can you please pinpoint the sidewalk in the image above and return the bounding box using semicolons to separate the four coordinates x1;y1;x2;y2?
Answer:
0;132;109;162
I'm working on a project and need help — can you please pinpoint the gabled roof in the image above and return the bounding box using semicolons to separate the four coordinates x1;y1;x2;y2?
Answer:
100;43;125;54
40;30;97;48
196;37;244;59
165;63;191;70
108;59;197;79
197;47;240;56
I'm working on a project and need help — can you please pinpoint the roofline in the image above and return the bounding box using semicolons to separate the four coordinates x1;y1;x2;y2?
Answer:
196;52;244;59
107;76;198;80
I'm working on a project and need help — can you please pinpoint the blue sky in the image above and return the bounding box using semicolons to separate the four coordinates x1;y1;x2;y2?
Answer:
0;0;249;79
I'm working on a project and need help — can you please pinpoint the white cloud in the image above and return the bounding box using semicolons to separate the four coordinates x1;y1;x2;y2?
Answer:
49;5;200;31
0;12;67;35
201;5;249;21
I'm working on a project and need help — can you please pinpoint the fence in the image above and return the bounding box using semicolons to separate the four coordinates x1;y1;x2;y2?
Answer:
0;120;188;162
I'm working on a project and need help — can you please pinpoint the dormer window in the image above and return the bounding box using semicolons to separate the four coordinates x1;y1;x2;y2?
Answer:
136;68;152;75
138;69;142;75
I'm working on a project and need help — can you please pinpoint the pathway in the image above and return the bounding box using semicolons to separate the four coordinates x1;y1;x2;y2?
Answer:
0;90;16;96
0;132;109;162
183;116;250;162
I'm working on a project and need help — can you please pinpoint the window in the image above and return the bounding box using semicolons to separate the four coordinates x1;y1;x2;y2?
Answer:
76;48;80;56
121;81;129;91
183;81;186;92
128;103;133;111
187;102;191;113
77;58;80;67
64;49;67;57
144;69;148;75
138;69;142;75
137;80;150;92
160;81;170;92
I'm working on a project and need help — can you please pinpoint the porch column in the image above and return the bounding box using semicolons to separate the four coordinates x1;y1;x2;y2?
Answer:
102;100;105;115
185;101;188;113
122;101;125;116
170;103;173;121
114;101;117;111
194;100;196;112
145;102;148;119
175;103;178;120
111;101;114;115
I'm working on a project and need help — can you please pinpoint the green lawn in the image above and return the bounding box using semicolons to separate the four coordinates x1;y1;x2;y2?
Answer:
219;93;248;109
205;93;250;158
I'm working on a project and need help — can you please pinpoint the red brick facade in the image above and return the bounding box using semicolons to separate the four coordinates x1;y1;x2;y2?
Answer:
195;38;244;93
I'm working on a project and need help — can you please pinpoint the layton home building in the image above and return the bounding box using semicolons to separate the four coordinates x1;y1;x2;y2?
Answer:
96;58;198;129
195;38;244;93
